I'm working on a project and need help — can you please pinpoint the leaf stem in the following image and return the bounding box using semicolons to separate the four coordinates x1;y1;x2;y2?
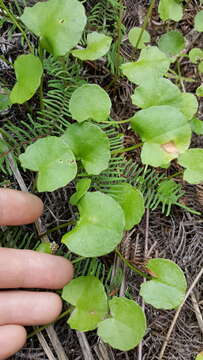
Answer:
111;143;142;155
0;0;33;53
134;0;156;51
27;307;72;339
115;249;151;279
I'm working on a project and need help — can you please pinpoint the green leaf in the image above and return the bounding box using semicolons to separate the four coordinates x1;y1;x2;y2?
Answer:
158;30;185;56
62;276;108;331
10;54;43;104
158;0;183;21
189;48;203;64
70;178;91;205
97;297;146;351
20;0;86;56
198;61;203;73
62;191;125;257
62;122;110;175
108;183;145;230
131;105;190;144
120;46;170;85
131;79;197;120
36;243;52;254
72;32;112;60
140;258;187;309
178;149;203;184
131;78;181;109
196;85;203;96
190;118;203;135
176;93;198;120
194;10;203;32
19;136;77;192
69;84;111;123
0;87;11;111
131;105;191;167
196;352;203;360
128;27;150;49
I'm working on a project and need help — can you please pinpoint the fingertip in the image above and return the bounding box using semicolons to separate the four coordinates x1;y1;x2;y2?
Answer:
0;325;26;360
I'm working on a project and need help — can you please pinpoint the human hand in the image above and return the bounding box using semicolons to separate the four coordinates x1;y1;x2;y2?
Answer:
0;189;73;359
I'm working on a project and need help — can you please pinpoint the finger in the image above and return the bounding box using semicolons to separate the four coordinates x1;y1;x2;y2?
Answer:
0;248;73;289
0;188;43;226
0;291;62;326
0;325;26;360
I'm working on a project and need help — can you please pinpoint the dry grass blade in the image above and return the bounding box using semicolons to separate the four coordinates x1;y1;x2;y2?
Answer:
46;325;70;360
76;331;95;360
37;332;56;360
159;267;203;360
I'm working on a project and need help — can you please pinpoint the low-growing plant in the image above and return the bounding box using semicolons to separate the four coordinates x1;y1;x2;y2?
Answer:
0;0;202;352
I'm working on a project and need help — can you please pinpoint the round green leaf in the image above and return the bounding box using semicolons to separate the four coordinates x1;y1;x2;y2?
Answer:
69;84;111;123
97;297;146;351
62;276;108;332
178;149;203;184
0;87;11;111
10;54;43;104
190;117;203;135
19;136;77;192
158;0;183;21
120;46;170;85
131;78;181;109
131;105;190;144
62;122;110;175
72;32;112;60
20;0;86;56
158;31;185;56
108;183;145;230
196;85;203;97
194;10;203;32
140;258;187;309
128;27;150;49
62;191;125;257
189;48;203;64
70;178;91;205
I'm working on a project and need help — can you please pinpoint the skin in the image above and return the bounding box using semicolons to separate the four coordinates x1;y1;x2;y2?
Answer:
0;189;74;360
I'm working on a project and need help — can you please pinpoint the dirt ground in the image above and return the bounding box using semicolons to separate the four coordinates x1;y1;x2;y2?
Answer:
0;0;203;359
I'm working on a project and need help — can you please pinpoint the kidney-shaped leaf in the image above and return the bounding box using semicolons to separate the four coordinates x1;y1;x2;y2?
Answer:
131;105;190;144
19;136;77;192
158;0;183;21
70;178;91;206
108;183;145;230
62;122;110;175
69;84;111;122
10;54;43;104
20;0;86;56
97;297;146;351
128;27;150;49
196;85;203;97
72;32;112;60
178;149;203;184
62;276;108;332
131;105;191;167
158;30;185;56
62;191;125;257
131;78;181;109
120;46;170;85
140;258;187;309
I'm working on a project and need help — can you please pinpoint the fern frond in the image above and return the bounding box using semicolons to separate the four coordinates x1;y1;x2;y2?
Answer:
0;226;36;249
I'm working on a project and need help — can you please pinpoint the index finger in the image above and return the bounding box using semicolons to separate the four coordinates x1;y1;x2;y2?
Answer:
0;189;43;225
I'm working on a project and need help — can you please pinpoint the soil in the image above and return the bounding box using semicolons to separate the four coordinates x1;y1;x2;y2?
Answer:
0;0;203;359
